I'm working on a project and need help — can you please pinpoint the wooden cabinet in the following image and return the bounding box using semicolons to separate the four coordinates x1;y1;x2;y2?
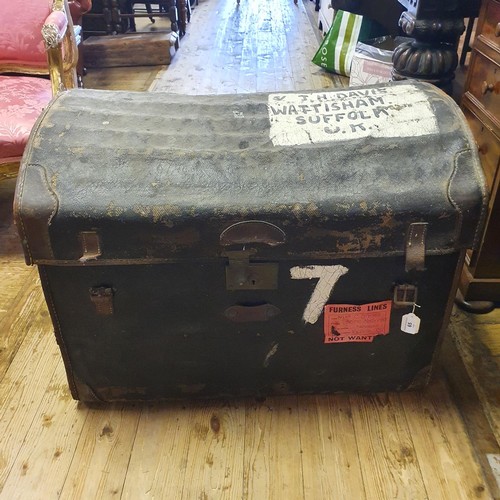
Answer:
460;0;500;304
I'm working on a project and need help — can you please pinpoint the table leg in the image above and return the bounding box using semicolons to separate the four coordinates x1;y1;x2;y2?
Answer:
392;0;465;93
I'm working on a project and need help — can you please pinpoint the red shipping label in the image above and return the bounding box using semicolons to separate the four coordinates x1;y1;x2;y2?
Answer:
323;300;392;344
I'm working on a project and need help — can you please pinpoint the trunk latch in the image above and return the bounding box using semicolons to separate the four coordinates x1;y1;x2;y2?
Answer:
89;286;114;315
224;249;279;290
393;284;418;307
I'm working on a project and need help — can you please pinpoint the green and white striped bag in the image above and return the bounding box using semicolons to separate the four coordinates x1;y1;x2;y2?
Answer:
312;10;377;76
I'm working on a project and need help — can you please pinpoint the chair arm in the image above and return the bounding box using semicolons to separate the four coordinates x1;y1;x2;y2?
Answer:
42;0;78;94
41;10;68;49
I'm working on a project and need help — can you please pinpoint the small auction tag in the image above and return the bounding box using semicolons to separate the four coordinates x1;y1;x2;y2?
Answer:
323;300;392;344
401;313;421;334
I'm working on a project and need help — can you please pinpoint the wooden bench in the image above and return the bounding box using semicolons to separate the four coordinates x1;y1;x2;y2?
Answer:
82;31;179;68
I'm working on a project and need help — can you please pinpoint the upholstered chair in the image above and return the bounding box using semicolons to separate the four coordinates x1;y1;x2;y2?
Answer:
0;0;79;180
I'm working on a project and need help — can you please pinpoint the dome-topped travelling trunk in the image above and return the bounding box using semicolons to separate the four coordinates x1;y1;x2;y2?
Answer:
14;81;487;402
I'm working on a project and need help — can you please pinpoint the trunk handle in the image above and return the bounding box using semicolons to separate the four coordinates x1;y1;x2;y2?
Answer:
224;303;281;322
220;220;285;247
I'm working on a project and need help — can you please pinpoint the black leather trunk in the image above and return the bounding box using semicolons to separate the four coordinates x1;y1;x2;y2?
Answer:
14;82;487;402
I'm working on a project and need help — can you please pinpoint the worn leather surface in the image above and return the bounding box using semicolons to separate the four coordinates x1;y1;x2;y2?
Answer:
15;81;487;265
40;252;461;401
16;81;484;401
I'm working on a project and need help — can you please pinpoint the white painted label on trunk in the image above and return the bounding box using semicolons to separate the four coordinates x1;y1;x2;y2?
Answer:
268;85;438;146
290;265;349;324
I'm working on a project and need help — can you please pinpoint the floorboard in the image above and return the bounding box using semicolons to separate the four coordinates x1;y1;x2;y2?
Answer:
298;395;365;500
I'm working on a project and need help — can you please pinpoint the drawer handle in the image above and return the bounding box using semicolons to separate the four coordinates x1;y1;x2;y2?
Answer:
481;81;495;94
476;142;488;155
496;22;500;37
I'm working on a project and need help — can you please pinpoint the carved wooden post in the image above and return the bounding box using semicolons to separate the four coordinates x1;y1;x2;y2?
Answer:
176;0;187;37
110;0;125;33
102;0;113;34
162;0;179;34
392;0;465;92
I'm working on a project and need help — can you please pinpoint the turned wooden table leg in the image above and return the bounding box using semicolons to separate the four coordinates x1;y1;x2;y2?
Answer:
177;0;187;37
163;0;179;34
392;0;465;93
122;0;136;32
144;2;156;24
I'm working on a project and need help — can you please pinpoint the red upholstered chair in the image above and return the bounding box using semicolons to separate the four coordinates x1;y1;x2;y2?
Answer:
0;0;79;181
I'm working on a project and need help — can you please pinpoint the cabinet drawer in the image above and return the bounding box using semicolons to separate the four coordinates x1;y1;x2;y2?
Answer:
462;107;500;191
480;0;500;50
467;51;500;118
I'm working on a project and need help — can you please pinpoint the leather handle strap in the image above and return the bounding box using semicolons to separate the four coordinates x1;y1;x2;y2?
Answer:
405;222;428;272
79;231;101;262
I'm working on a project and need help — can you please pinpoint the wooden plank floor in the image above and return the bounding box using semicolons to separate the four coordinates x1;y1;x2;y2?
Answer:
149;0;346;93
0;0;498;498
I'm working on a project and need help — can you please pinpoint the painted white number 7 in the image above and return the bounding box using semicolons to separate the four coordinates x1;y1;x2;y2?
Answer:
290;265;349;324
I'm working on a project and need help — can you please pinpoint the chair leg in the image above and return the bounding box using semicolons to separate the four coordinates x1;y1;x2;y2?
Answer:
460;17;476;66
165;0;179;33
145;2;155;23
